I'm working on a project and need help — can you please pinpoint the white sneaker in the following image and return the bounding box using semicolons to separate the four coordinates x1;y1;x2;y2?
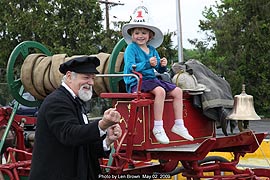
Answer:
171;125;194;141
152;127;170;144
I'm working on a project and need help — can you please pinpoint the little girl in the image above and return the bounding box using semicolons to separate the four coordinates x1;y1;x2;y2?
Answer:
122;6;193;144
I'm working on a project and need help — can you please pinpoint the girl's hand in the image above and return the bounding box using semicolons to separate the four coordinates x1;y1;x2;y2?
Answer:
160;57;167;67
150;56;157;67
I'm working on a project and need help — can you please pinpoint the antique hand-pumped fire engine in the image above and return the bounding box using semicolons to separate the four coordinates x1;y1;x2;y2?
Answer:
0;39;269;180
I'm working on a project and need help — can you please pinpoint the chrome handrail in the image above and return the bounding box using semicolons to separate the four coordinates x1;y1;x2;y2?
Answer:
96;73;140;92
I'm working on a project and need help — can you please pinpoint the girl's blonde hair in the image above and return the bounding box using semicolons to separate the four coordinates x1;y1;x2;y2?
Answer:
128;27;155;40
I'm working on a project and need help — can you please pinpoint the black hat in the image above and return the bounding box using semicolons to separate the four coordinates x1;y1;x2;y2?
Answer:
59;56;100;74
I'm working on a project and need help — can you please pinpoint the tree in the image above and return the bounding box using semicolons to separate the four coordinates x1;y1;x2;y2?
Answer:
96;29;123;54
0;0;103;82
193;0;270;116
157;31;178;66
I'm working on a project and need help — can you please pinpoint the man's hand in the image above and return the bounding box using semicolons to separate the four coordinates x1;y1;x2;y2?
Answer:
99;108;121;130
105;124;122;147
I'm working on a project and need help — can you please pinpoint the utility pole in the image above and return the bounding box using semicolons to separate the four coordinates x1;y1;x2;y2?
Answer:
99;0;124;30
176;0;183;63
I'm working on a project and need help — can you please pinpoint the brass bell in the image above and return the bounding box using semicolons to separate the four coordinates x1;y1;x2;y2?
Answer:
227;84;261;121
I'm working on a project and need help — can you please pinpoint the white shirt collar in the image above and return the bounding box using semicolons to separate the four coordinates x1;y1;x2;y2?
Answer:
62;81;76;99
62;82;90;124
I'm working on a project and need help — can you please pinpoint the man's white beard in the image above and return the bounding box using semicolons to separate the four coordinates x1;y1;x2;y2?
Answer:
78;84;93;102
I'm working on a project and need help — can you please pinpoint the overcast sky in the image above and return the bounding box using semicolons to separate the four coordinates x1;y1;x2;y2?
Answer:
101;0;219;49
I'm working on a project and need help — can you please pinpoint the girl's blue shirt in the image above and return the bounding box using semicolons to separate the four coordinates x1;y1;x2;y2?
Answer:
123;42;167;93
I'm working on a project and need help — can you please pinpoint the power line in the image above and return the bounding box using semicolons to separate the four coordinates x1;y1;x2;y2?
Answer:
98;0;124;30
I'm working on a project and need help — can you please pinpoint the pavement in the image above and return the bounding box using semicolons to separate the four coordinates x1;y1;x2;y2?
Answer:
216;119;270;139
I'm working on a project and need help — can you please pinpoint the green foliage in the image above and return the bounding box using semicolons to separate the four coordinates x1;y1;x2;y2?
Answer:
95;29;123;54
0;83;12;106
157;31;178;65
0;0;103;69
192;0;270;116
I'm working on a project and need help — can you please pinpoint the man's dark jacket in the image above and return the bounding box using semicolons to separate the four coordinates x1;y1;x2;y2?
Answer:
29;86;107;180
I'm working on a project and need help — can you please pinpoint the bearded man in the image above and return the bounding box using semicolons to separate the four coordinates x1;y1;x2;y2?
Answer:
29;56;122;180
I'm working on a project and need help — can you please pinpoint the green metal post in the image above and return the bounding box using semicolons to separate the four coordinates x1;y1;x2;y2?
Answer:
0;87;23;153
106;145;116;172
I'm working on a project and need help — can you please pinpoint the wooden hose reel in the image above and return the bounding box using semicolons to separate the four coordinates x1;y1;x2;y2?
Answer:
6;40;127;107
7;41;52;107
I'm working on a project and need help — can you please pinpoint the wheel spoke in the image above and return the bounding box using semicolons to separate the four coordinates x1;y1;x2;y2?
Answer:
6;41;52;107
19;43;30;59
10;79;22;93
